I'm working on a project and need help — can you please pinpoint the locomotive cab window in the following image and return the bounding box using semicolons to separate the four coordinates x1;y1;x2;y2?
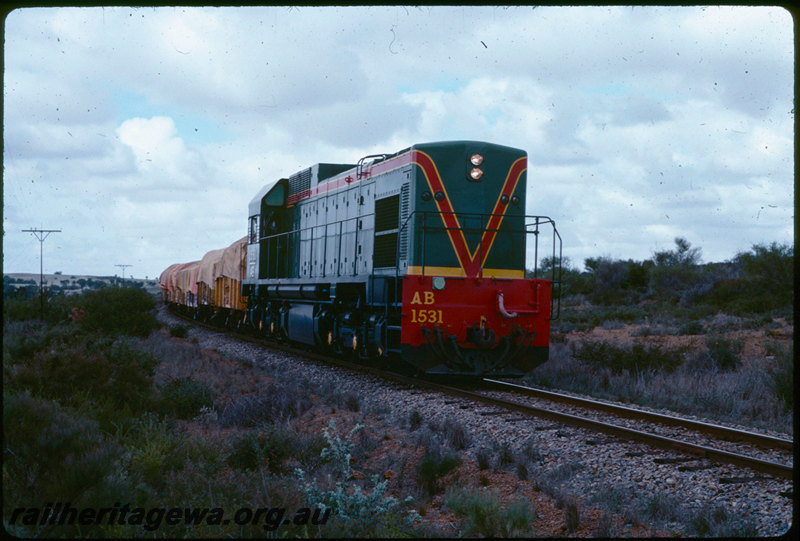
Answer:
259;179;289;279
263;181;286;207
248;216;259;244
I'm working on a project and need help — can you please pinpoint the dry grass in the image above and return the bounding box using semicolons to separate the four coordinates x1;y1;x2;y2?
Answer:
529;327;793;434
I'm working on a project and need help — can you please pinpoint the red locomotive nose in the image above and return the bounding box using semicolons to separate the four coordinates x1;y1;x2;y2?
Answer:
400;274;552;375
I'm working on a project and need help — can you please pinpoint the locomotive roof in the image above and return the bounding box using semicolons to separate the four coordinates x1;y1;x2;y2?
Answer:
247;141;525;216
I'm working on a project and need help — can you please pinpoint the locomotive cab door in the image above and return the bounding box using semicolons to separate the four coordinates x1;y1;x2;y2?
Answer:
259;179;289;279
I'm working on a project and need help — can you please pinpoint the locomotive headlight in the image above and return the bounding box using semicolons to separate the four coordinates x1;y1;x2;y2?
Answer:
470;153;484;166
469;167;484;180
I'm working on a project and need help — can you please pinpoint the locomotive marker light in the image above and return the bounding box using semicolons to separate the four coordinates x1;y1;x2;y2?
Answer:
432;276;446;290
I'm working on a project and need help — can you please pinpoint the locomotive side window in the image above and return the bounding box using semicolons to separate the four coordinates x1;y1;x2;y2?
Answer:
248;216;259;244
374;194;400;268
264;182;286;206
259;180;289;279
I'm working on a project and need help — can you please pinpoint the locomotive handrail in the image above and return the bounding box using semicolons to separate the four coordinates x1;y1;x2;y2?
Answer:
356;154;391;179
395;210;562;320
258;213;373;279
254;207;561;320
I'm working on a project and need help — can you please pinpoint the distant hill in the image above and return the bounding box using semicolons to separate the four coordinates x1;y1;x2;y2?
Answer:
4;273;161;296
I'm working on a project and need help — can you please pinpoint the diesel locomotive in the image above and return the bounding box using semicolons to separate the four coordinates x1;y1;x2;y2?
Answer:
161;140;561;377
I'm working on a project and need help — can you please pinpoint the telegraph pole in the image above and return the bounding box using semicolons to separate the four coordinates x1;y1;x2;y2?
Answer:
21;228;61;319
115;264;132;285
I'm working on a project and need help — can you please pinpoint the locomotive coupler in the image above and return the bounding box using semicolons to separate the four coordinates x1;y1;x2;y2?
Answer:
467;323;496;349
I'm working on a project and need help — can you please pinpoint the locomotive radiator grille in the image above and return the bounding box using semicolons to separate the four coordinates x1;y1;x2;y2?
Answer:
374;193;400;268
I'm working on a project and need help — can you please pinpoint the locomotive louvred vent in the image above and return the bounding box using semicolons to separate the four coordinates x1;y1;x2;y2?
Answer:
374;193;401;267
288;167;312;197
375;194;400;232
398;183;410;260
374;233;398;268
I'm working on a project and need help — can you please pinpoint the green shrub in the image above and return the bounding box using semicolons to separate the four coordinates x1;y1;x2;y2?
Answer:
626;490;683;525
342;391;361;412
445;486;535;537
295;420;417;537
572;340;686;374
704;335;743;371
3;391;121;530
564;496;580;533
159;377;215;419
648;237;703;302
408;410;423;431
476;448;491;470
441;418;470;450
417;447;461;497
520;438;543;462
75;286;158;337
516;462;528;481
8;337;156;426
123;413;186;490
227;432;265;471
737;242;793;293
2;291;42;323
262;424;321;474
169;324;189;338
219;382;312;427
767;341;793;412
690;504;758;537
677;320;705;335
2;320;49;362
494;442;515;471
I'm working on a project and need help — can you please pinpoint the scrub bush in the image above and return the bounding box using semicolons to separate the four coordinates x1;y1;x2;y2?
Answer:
689;504;758;537
441;418;471;450
445;486;536;537
295;420;418;537
704;335;743;371
3;391;121;533
75;286;158;337
572;340;686;374
219;382;312;427
158;377;215;419
227;432;264;471
767;340;794;412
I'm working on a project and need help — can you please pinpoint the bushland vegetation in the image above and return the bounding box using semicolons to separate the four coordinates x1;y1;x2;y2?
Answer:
2;287;451;537
4;239;791;536
528;239;793;433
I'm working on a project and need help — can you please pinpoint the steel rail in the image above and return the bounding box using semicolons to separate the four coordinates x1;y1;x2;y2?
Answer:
424;381;794;480
164;306;793;480
483;378;794;452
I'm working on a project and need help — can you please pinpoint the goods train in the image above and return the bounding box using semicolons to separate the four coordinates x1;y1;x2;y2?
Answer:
160;141;561;377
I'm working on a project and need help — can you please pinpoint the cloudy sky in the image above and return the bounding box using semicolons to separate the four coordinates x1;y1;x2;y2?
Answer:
3;5;794;279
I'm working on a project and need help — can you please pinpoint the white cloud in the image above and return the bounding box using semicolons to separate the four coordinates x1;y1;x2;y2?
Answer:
2;5;793;277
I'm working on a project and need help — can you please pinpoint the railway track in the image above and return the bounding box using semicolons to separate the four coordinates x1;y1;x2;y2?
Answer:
469;380;794;480
166;307;794;481
483;378;794;451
